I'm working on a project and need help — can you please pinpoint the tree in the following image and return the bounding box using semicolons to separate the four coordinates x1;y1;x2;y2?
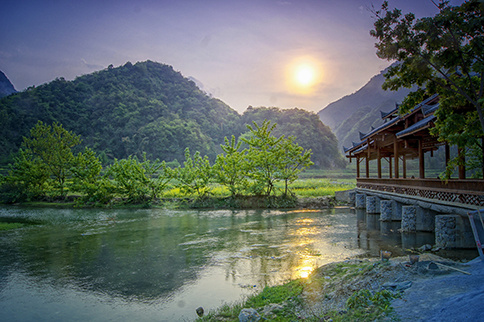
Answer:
214;135;249;196
277;136;313;196
173;148;213;198
242;120;283;196
371;0;484;176
22;121;81;197
106;153;171;203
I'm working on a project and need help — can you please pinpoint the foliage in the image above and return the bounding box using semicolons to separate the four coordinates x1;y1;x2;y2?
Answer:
242;120;284;195
338;289;398;321
213;135;249;196
23;121;81;197
277;136;313;195
173;148;213;198
242;107;346;168
106;153;171;203
242;120;313;196
371;0;484;177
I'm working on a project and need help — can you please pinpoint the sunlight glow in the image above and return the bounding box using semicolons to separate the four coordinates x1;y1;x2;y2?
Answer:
286;56;324;95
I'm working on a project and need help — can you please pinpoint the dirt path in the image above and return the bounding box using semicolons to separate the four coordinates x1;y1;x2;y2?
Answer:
392;257;484;321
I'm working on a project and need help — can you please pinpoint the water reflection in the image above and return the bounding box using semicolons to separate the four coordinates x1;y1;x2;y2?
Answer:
0;206;473;321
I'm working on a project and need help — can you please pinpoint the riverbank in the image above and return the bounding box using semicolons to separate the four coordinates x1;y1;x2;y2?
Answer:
197;253;483;321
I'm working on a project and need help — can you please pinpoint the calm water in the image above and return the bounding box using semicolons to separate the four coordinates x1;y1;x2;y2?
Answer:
0;206;460;321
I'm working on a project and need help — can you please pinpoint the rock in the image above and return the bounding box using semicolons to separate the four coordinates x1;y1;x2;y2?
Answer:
238;308;261;322
382;281;412;291
261;304;283;318
419;244;432;252
196;306;204;317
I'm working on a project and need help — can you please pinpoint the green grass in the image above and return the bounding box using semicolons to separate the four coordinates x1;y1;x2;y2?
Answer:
0;222;25;231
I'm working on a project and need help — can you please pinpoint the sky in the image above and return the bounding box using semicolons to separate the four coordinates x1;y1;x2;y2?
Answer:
0;0;466;114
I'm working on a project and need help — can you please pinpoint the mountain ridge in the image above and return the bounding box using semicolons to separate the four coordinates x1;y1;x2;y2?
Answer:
0;70;16;98
318;65;412;149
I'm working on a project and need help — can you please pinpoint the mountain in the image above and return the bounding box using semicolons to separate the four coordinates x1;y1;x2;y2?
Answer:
0;71;16;98
0;61;345;168
317;65;412;149
0;61;240;163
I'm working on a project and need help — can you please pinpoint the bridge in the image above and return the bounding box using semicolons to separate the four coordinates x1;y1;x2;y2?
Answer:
342;95;484;250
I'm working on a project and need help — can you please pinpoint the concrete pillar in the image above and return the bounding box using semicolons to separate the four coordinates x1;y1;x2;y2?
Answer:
380;200;393;221
401;206;417;232
380;200;402;221
355;193;366;209
366;196;381;214
435;215;458;248
417;208;435;232
348;191;356;206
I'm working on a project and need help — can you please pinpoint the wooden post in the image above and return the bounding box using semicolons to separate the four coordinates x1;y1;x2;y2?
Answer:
394;138;399;179
377;146;382;178
366;140;370;178
458;147;466;179
356;156;360;178
388;157;392;179
402;155;407;178
419;139;425;179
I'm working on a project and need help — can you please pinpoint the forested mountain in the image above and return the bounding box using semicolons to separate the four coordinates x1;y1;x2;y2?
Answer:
317;65;411;149
0;61;344;168
0;71;16;98
0;61;240;163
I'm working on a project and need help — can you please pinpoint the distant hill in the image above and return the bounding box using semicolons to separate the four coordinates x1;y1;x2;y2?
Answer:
318;65;412;149
241;107;346;168
0;71;16;98
0;61;345;168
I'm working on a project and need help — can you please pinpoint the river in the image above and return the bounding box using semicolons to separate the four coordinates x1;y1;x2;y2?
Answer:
0;205;466;321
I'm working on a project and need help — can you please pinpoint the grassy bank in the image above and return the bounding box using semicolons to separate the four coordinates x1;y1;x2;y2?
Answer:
197;259;401;321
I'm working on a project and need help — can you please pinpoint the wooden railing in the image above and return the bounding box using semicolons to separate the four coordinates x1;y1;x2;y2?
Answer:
357;178;484;207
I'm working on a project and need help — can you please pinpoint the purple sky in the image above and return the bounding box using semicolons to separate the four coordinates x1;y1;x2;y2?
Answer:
0;0;465;113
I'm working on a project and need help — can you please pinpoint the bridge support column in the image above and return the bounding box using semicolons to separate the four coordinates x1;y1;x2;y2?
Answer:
435;215;458;248
355;193;366;209
401;206;417;232
380;200;402;221
366;196;380;214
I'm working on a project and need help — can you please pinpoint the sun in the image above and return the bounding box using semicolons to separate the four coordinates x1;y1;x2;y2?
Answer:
295;64;316;87
286;57;323;94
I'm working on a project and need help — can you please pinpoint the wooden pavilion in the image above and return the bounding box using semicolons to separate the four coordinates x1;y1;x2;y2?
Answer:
344;95;484;207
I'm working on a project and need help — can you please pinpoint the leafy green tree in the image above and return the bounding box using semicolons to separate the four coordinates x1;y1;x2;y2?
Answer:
277;136;313;196
107;154;171;203
0;149;49;202
22;121;81;197
242;120;284;196
371;0;484;177
173;147;213;198
70;147;107;203
214;135;249;196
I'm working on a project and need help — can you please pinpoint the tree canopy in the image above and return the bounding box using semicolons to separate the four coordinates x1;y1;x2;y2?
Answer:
371;0;484;176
